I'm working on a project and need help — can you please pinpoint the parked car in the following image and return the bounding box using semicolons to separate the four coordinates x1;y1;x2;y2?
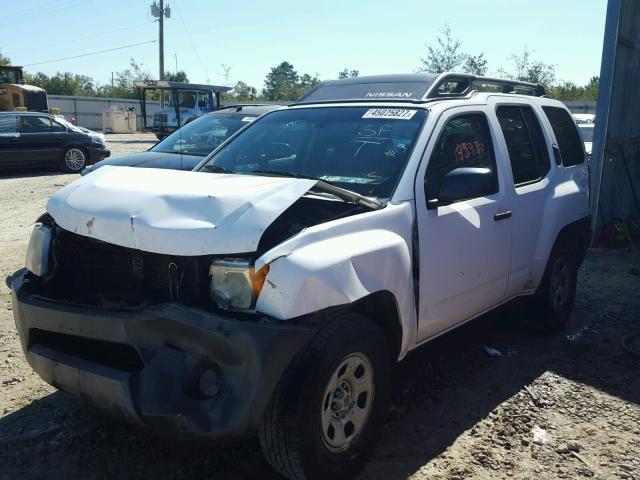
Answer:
578;122;594;156
81;105;280;176
12;73;590;480
0;111;109;172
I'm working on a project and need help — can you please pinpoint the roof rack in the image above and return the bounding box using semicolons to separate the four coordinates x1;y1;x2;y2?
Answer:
425;73;545;99
291;72;545;106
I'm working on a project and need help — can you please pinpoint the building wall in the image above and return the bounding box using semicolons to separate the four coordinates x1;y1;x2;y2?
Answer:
592;0;640;232
48;95;160;131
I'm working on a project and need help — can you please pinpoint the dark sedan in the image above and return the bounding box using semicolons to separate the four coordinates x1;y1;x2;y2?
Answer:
82;105;280;176
0;112;110;172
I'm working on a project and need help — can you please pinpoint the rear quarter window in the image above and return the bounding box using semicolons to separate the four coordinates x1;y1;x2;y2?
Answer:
542;106;585;167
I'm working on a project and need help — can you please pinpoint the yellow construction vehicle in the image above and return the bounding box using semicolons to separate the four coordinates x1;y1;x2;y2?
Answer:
0;65;49;112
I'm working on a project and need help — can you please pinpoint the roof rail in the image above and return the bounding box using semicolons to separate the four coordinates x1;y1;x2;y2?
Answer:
425;73;545;99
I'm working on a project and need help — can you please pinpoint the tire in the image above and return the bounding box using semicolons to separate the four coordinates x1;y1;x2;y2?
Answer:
60;146;88;173
155;134;167;141
528;240;578;332
259;313;393;480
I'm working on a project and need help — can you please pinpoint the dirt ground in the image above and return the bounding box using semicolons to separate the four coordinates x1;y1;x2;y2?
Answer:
0;134;639;479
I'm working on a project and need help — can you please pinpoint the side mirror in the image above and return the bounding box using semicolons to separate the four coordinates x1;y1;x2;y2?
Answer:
427;167;495;209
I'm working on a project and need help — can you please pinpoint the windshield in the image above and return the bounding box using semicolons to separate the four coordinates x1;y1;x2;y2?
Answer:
0;69;20;84
167;91;198;109
199;107;427;198
55;117;83;133
152;114;251;156
578;125;594;142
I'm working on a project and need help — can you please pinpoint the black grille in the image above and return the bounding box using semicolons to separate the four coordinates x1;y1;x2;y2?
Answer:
51;229;208;307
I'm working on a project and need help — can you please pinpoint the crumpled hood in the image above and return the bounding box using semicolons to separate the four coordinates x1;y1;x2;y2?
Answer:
47;166;317;256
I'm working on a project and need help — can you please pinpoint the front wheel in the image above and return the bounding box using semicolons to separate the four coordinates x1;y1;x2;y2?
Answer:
259;313;393;480
60;146;87;173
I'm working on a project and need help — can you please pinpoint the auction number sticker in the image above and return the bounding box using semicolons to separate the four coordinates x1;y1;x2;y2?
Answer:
362;108;417;120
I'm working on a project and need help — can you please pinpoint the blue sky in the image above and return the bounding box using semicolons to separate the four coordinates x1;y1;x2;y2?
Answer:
0;0;607;91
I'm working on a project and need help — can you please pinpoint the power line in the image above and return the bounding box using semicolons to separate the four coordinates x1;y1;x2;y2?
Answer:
23;40;157;67
172;0;206;79
10;21;154;54
1;0;97;27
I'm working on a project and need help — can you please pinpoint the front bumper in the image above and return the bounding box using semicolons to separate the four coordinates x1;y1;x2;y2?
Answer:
11;271;315;440
87;145;110;164
145;125;178;135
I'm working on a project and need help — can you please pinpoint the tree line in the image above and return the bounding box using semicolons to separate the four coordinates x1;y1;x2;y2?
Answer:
1;27;598;102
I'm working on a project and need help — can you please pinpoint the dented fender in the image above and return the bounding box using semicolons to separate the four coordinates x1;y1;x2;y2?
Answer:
256;202;417;359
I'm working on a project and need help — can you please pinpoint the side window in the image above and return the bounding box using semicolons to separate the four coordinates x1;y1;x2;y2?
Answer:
20;116;53;133
12;93;20;108
496;105;550;185
51;120;66;132
542;106;585;166
0;115;17;134
425;112;498;201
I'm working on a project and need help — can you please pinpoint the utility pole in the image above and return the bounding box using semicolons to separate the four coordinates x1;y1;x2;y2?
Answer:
159;0;164;82
150;1;170;104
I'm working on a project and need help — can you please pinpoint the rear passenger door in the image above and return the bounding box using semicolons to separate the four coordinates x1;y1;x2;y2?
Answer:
415;107;512;340
493;102;553;296
0;114;20;166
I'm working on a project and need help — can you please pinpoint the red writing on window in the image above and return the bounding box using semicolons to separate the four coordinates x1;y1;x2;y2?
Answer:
454;142;485;162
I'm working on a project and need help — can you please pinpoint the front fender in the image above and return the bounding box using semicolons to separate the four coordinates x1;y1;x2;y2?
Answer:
255;228;417;359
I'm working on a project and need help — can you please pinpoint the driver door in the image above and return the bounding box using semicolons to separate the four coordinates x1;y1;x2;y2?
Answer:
414;107;512;341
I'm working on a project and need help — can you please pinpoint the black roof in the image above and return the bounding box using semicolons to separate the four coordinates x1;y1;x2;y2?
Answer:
294;73;545;105
214;104;282;115
0;111;53;116
133;80;231;92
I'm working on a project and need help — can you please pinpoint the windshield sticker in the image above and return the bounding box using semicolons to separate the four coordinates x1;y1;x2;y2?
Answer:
241;116;256;122
362;109;417;120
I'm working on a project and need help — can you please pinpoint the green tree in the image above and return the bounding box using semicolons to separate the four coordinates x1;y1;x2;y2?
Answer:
419;24;486;75
505;47;557;89
338;68;359;79
165;70;189;83
549;81;583;100
23;71;97;96
583;76;599;100
463;53;488;76
97;58;152;98
0;49;10;66
232;80;258;101
263;61;299;100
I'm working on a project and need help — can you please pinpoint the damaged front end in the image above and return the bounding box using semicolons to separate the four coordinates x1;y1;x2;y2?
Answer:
12;213;318;439
12;170;378;439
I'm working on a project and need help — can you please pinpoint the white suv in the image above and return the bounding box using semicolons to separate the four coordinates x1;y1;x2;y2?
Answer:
12;73;590;480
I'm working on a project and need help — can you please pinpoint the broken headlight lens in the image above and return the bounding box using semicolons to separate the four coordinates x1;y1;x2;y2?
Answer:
209;259;269;310
25;224;53;277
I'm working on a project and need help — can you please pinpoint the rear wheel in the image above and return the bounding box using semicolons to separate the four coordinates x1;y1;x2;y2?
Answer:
259;313;392;480
528;242;577;332
60;147;87;173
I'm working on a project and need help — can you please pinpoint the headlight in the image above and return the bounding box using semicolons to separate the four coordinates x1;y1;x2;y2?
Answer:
209;259;269;310
91;135;104;145
25;224;53;277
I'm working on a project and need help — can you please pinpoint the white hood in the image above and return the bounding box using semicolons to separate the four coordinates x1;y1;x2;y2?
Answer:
47;166;317;256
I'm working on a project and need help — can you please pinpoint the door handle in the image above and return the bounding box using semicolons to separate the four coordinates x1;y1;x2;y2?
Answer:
494;211;512;221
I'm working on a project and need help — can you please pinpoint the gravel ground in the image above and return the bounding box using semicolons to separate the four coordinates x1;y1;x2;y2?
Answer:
0;134;639;479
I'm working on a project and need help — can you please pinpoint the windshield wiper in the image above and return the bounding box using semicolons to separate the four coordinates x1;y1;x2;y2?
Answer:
249;170;320;181
203;164;236;174
247;170;384;210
